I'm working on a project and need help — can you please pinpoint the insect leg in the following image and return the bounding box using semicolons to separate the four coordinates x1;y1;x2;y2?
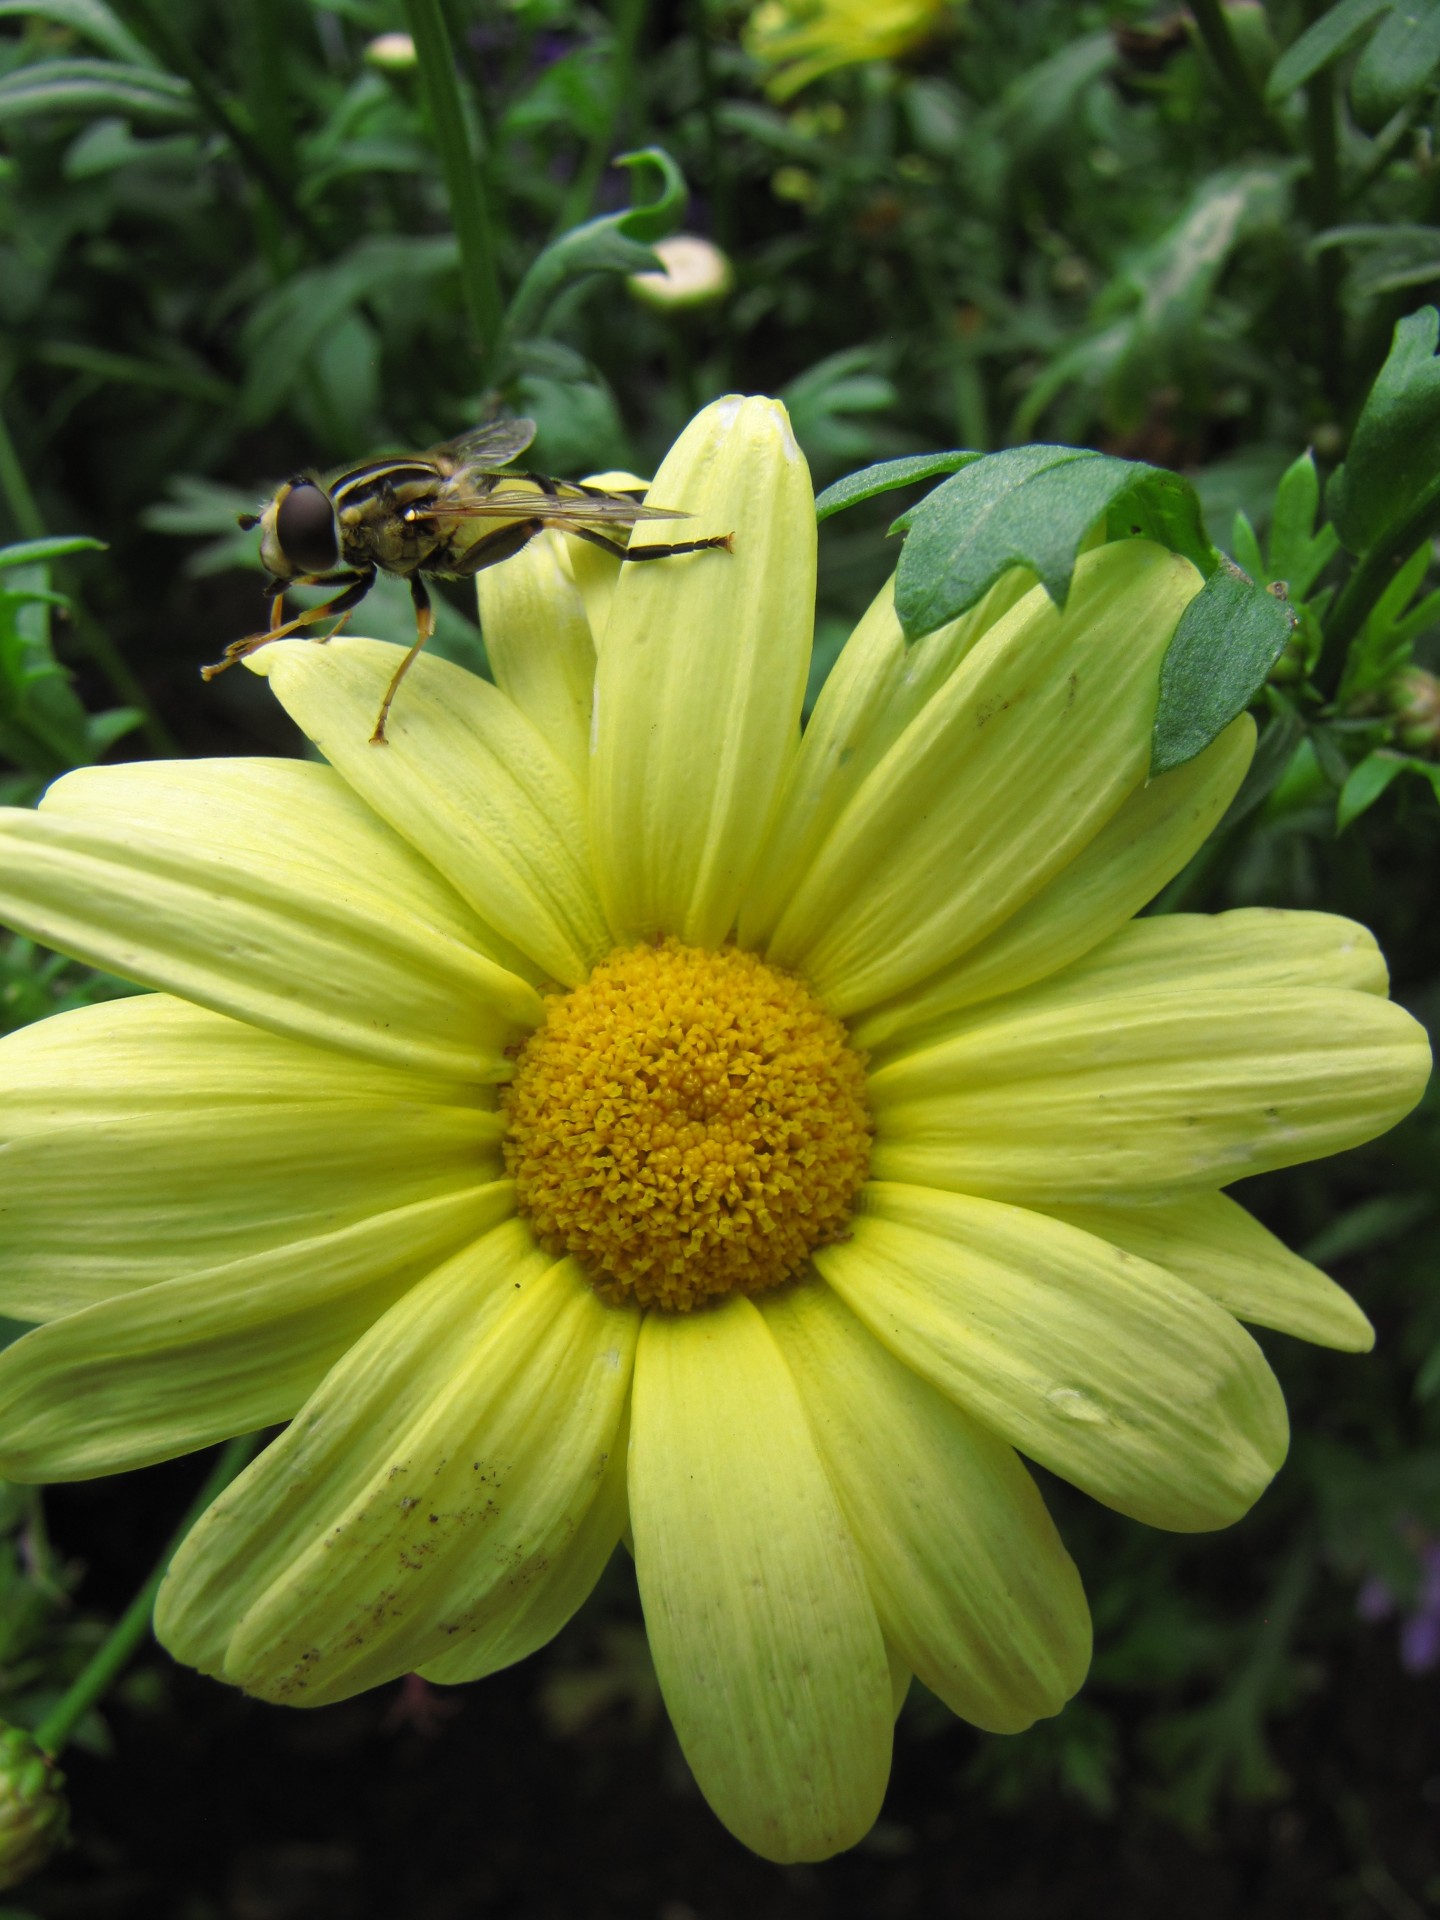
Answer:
447;518;547;578
569;528;736;563
369;574;436;746
201;569;376;680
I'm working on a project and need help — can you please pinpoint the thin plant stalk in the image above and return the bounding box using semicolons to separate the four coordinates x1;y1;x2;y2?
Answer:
402;0;505;374
33;1435;257;1758
0;405;45;543
557;0;649;233
112;0;323;255
1304;37;1345;406
1188;0;1280;138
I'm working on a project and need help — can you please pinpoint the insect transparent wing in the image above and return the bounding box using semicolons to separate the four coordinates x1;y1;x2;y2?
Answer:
432;489;691;527
429;418;538;469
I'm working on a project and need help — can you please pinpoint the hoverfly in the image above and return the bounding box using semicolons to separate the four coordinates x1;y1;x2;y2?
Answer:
205;417;733;744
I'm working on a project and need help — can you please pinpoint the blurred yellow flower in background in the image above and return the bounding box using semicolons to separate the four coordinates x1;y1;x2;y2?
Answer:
745;0;953;98
0;397;1426;1863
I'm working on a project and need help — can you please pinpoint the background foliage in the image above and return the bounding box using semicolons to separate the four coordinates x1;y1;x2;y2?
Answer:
1;0;1439;1913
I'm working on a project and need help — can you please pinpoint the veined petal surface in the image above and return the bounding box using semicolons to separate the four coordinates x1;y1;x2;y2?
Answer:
590;396;815;949
250;637;609;985
851;717;1253;1054
739;567;1037;950
763;541;1203;1014
819;1185;1289;1531
0;1182;515;1479
629;1297;892;1862
0;759;539;1075
156;1222;636;1705
476;529;596;788
418;1403;629;1686
764;1281;1091;1731
0;994;500;1320
871;980;1430;1202
1043;1192;1374;1351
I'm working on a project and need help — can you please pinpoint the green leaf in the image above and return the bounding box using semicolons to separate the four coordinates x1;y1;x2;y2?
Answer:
0;535;104;571
892;446;1215;642
1266;0;1394;101
497;147;687;368
0;0;157;66
0;57;194;125
1267;451;1340;598
1231;510;1267;583
1337;749;1413;827
1151;561;1297;775
780;348;897;467
1327;306;1440;556
1351;0;1440;126
815;451;978;523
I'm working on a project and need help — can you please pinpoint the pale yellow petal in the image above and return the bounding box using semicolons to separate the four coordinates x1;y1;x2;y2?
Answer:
1042;1191;1374;1352
629;1296;892;1862
565;468;649;654
590;396;815;948
156;1225;637;1704
871;985;1430;1202
476;529;595;788
763;541;1204;1014
851;717;1254;1054
0;994;500;1320
764;1280;1091;1731
818;1185;1289;1532
418;1402;628;1685
249;636;610;984
0;760;539;1075
0;1182;514;1479
738;567;1036;951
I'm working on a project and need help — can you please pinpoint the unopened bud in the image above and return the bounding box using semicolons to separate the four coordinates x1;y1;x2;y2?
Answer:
364;32;418;72
628;235;735;312
0;1725;68;1891
1389;667;1440;753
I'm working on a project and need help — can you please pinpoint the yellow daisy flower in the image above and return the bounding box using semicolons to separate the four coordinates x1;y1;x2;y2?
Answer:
0;397;1428;1864
745;0;952;99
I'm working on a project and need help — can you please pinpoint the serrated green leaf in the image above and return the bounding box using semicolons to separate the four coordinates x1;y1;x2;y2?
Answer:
0;0;157;66
0;535;104;571
893;446;1214;642
1266;0;1394;101
1327;306;1440;556
1351;0;1440;126
1151;562;1296;775
815;451;979;522
1337;748;1416;826
0;57;194;125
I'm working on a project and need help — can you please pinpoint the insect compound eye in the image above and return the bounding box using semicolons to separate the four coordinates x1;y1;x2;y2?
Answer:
274;482;340;574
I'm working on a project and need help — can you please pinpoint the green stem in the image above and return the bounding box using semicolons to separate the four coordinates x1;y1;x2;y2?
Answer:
113;0;323;253
0;405;45;542
34;1435;256;1758
557;0;649;234
1188;0;1278;136
690;0;732;255
1304;44;1345;406
402;0;505;374
1319;476;1440;691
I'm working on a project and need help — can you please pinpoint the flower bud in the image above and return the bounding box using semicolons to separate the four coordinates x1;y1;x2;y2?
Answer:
627;235;735;312
1388;667;1440;753
0;1725;68;1891
364;32;418;73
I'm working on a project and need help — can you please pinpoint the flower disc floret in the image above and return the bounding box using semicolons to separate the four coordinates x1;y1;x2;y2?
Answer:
503;938;872;1311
